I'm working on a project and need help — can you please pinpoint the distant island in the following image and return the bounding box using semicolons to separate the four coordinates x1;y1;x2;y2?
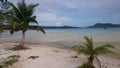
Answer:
2;23;120;30
87;23;120;28
41;23;120;29
41;26;79;29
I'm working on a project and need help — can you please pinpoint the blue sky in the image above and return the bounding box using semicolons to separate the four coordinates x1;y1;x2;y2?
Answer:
10;0;120;27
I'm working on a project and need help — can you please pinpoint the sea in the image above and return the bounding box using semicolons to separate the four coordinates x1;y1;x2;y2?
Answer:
0;28;120;52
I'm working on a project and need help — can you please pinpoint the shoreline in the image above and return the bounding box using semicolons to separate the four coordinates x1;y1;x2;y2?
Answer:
0;40;120;54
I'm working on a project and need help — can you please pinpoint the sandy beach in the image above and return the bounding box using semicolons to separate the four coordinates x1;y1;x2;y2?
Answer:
0;42;120;68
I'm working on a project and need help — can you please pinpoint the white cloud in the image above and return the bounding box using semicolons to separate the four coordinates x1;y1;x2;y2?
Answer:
56;22;62;26
58;17;71;22
62;1;79;9
37;13;57;22
36;13;71;26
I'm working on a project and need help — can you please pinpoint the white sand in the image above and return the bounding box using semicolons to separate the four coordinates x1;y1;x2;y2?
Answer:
0;42;120;68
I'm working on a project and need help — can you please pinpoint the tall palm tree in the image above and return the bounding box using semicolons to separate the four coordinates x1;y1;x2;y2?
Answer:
0;10;8;33
72;36;116;68
8;0;45;47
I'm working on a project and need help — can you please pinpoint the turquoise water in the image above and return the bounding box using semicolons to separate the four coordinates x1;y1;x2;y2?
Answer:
1;28;120;52
27;28;120;43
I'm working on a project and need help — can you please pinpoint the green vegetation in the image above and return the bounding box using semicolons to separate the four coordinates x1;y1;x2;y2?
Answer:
0;11;10;33
72;36;116;68
7;0;45;47
10;45;29;51
0;9;6;33
78;62;95;68
0;0;11;33
0;55;20;68
3;55;20;66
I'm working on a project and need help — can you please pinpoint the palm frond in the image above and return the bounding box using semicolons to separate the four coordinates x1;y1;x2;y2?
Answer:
94;44;115;55
8;2;19;14
26;3;39;16
27;16;38;24
17;1;26;21
37;26;46;34
29;25;45;34
84;36;93;45
8;2;23;22
9;22;20;34
84;36;93;50
72;45;85;54
72;45;91;55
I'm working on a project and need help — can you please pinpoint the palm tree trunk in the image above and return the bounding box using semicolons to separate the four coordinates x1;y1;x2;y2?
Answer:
88;55;96;68
20;31;25;47
88;55;94;63
95;56;101;68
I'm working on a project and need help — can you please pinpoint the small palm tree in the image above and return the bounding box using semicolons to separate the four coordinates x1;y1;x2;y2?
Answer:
8;0;45;47
72;36;116;68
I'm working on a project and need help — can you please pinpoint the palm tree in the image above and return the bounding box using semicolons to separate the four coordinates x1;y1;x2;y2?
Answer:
72;36;116;68
0;10;7;33
8;0;45;47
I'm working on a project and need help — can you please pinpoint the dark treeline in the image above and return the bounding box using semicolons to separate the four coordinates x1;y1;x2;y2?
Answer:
1;25;79;30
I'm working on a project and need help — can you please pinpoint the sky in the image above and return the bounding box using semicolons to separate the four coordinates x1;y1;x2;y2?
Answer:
9;0;120;27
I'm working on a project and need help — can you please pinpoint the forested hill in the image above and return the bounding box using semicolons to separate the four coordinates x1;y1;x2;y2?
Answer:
87;23;120;28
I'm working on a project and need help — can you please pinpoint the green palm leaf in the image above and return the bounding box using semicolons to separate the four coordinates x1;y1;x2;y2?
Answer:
72;45;86;54
94;44;115;55
84;36;93;50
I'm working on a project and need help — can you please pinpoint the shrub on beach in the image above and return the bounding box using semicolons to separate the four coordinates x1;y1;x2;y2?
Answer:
9;45;29;51
0;55;20;68
72;36;116;68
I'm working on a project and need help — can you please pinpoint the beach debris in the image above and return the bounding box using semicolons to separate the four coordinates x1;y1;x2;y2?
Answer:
118;57;120;59
118;64;120;66
53;50;59;52
71;56;78;58
102;65;107;68
28;56;39;59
